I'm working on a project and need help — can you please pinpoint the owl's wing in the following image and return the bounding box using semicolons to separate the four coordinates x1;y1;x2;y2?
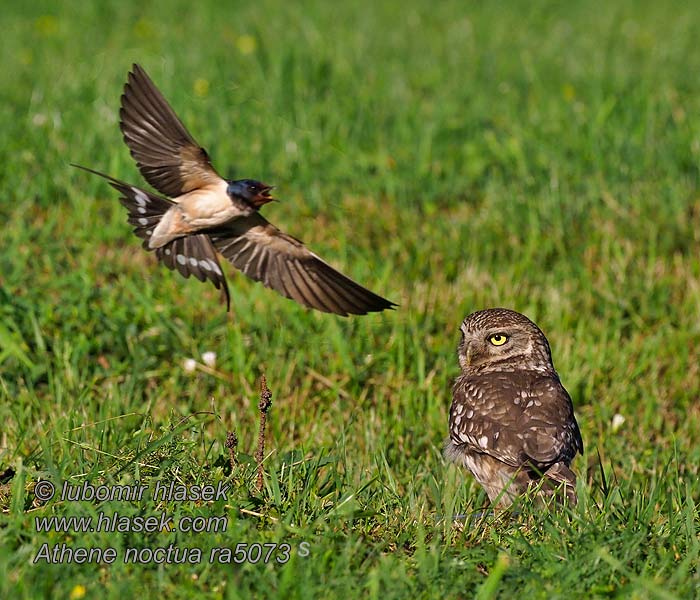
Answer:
518;377;583;466
449;373;583;470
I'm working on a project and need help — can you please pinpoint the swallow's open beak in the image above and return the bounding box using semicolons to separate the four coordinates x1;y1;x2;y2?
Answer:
253;185;276;207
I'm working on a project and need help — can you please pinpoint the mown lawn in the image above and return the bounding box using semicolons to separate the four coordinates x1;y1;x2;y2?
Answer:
1;0;699;597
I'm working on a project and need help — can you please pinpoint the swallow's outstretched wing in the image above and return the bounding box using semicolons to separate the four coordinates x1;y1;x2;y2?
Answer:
120;63;223;197
156;234;230;310
211;213;396;316
71;165;230;308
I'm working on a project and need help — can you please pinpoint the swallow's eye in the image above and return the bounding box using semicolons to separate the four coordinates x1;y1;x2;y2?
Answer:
488;333;508;346
248;185;256;192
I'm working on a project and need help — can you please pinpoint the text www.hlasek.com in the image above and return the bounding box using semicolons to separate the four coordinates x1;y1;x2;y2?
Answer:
34;512;226;534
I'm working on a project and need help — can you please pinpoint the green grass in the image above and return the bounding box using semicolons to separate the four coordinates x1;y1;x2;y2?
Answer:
1;0;700;597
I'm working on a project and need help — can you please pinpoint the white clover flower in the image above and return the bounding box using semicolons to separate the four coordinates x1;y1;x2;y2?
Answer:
202;351;217;367
183;358;197;373
611;413;625;432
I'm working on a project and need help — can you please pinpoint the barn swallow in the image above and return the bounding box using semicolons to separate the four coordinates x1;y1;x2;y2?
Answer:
73;64;395;315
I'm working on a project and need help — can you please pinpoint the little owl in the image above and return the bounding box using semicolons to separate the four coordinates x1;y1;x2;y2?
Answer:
445;308;583;507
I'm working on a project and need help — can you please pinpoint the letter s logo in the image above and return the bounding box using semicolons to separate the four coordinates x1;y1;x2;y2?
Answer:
298;542;310;558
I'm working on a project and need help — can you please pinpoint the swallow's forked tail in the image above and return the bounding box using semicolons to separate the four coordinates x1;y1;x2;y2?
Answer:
71;164;231;310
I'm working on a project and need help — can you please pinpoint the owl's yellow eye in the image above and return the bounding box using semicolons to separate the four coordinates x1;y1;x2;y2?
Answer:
488;334;508;346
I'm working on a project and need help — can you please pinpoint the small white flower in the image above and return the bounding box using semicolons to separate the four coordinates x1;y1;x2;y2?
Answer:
183;358;197;373
202;351;217;367
611;413;625;432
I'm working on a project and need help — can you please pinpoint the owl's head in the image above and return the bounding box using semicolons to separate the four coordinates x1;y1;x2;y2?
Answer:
457;308;554;374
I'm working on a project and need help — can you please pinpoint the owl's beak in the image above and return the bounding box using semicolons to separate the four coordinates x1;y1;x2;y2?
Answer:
464;342;473;366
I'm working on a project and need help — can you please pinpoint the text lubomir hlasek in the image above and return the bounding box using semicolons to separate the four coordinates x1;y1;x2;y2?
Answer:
59;480;229;502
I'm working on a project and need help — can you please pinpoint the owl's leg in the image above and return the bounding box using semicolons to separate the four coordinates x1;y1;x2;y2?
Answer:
524;462;578;506
543;462;578;505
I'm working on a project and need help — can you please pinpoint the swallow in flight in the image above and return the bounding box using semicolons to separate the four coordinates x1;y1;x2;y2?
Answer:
74;64;396;316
